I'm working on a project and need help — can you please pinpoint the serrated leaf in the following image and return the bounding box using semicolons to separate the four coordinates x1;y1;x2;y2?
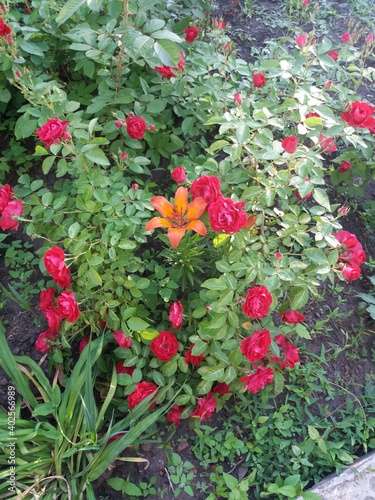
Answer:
127;317;150;331
295;323;311;339
200;365;225;381
312;188;331;210
68;222;81;239
154;39;180;66
56;0;85;25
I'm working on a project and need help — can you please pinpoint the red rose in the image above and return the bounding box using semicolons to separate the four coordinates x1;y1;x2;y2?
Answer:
240;329;271;362
0;184;14;213
0;199;23;231
155;65;175;79
339;160;351;173
334;230;366;266
234;92;243;105
173;51;186;71
35;329;56;353
328;50;338;61
208;196;247;233
169;301;183;329
115;361;135;376
0;18;11;37
281;136;298;153
241;366;274;394
211;383;231;396
252;73;266;88
35;118;71;148
114;330;132;348
278;310;305;324
171;167;187;184
167;404;184;425
150;330;179;361
342;263;361;281
79;337;90;354
184;26;199;43
305;112;320;120
128;381;158;409
366;33;374;44
43;247;71;288
57;291;81;323
319;135;337;152
125;116;147;139
44;307;61;334
40;288;56;313
272;334;300;369
190;176;221;206
184;344;205;366
190;395;217;421
341;32;350;43
341;101;375;129
242;286;272;319
295;34;307;47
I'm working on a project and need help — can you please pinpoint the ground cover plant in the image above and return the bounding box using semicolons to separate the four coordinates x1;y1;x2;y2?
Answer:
0;0;375;498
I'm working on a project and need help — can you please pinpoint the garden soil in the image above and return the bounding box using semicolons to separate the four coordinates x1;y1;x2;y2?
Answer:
1;0;375;498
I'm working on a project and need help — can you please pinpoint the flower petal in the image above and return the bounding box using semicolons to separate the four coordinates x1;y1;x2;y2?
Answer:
150;196;175;219
174;187;188;219
145;217;173;230
185;219;207;236
186;196;207;220
167;227;186;247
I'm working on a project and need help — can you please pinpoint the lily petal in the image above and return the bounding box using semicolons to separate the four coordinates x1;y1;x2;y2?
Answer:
167;227;186;247
186;196;207;220
174;187;188;219
150;196;175;219
185;219;207;236
146;217;173;230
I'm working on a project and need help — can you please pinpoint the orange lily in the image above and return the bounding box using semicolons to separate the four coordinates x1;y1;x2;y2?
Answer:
145;186;207;247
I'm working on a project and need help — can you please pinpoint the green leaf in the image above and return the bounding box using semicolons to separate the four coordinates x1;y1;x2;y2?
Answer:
199;365;225;381
154;39;180;66
304;248;328;265
236;124;250;144
301;492;324;500
290;288;309;309
147;99;167;114
208;140;229;154
87;267;102;286
274;371;284;396
84;148;110;166
56;0;85;25
123;482;143;496
42;156;55;175
312;188;331;210
308;425;320;440
295;323;311;340
20;42;45;57
107;478;125;492
68;222;81;239
152;30;182;43
127;317;150;331
161;360;177;377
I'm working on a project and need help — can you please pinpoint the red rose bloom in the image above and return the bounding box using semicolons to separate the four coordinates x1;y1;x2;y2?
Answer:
40;288;56;313
155;65;175;79
114;330;132;348
128;381;158;409
334;230;366;266
171;167;187;184
115;361;135;376
0;18;11;37
341;32;350;43
43;247;71;288
0;199;23;231
272;334;300;369
190;176;221;206
167;404;184;425
341;101;375;129
342;263;361;281
0;184;14;213
241;366;274;394
184;344;205;366
211;383;231;396
252;73;266;88
184;26;199;43
319;135;337;152
281;136;298;153
339;160;351;173
169;301;183;329
57;291;81;323
190;395;217;421
208;196;248;233
242;285;272;319
240;329;272;362
150;330;179;361
234;92;243;105
35;329;56;353
35;118;71;148
278;310;305;324
125;116;147;139
328;50;339;61
44;307;61;334
295;34;307;47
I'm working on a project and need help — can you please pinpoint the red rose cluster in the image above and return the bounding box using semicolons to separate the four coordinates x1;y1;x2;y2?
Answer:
341;101;375;130
35;118;71;148
155;51;186;80
0;184;23;231
36;247;81;353
190;175;249;234
333;230;366;281
0;17;11;37
239;285;301;394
